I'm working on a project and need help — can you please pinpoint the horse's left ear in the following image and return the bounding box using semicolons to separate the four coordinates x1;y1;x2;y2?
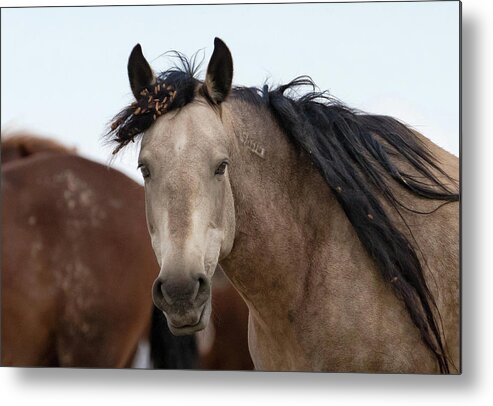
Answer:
128;44;156;100
203;38;233;104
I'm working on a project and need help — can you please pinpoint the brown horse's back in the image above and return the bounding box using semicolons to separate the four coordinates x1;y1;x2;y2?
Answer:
1;154;156;367
1;132;75;164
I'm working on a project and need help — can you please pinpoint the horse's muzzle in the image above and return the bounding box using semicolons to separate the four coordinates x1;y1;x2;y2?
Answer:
152;273;211;335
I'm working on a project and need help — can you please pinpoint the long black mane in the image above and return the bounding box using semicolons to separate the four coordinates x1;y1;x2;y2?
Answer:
247;79;459;374
107;56;459;373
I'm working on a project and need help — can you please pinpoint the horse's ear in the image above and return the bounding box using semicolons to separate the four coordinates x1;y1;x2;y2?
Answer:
128;44;156;99
203;37;233;104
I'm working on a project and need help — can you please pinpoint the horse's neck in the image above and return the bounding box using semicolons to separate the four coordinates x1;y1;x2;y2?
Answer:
220;101;459;371
221;100;348;316
220;101;388;369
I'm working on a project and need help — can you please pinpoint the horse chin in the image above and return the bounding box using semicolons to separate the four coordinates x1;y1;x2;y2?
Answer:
165;300;212;336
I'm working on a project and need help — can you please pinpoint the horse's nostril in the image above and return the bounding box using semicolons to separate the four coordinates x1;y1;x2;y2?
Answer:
152;278;171;306
197;274;206;289
159;281;168;300
195;273;209;299
158;280;175;305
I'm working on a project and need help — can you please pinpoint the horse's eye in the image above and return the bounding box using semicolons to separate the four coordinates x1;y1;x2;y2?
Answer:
215;161;228;176
139;165;150;179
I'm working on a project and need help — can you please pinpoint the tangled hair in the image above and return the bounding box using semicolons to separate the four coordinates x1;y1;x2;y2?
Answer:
107;54;459;373
107;52;201;154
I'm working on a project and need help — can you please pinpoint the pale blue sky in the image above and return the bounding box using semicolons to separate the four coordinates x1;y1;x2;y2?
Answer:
1;2;459;182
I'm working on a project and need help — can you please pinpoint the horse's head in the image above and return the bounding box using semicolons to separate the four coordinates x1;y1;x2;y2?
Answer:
129;39;236;335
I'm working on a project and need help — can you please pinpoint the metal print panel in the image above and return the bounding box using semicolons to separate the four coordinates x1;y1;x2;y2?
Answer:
1;1;460;373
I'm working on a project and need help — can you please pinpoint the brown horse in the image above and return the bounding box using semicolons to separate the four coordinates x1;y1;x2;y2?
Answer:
107;38;459;373
1;135;197;367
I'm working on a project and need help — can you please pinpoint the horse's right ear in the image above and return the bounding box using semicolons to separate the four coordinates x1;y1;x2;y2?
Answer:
202;38;233;105
128;44;156;99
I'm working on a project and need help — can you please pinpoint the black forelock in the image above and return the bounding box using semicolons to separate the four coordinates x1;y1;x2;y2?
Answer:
106;52;201;154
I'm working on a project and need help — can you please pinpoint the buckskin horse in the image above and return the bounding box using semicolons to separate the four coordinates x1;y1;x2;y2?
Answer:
1;134;197;368
106;38;460;373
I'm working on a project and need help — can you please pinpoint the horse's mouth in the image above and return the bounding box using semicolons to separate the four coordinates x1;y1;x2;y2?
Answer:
166;303;209;336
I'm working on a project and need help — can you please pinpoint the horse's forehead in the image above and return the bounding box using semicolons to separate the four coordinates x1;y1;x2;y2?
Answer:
144;102;221;152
